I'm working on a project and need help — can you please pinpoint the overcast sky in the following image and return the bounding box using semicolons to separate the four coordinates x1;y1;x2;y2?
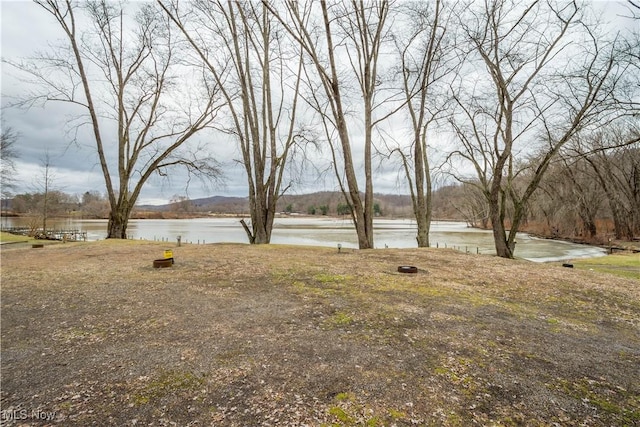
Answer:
1;0;636;205
0;0;409;205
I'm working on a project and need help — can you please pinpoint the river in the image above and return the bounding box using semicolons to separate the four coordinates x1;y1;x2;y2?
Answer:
1;216;606;263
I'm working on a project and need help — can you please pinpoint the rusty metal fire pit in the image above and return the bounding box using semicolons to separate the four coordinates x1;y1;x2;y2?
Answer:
397;266;418;274
153;258;173;268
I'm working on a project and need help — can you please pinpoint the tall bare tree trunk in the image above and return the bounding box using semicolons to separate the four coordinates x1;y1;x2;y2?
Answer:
108;209;129;240
414;135;432;247
393;0;452;248
322;0;372;249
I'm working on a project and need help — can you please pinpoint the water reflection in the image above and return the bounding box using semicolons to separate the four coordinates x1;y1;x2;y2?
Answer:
1;216;606;262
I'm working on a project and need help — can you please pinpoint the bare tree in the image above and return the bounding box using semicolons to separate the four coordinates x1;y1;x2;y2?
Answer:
0;126;19;199
8;0;223;238
527;121;639;243
159;0;307;244
390;0;458;247
618;10;640;113
169;194;193;214
38;154;54;233
80;190;109;218
266;0;397;249
451;181;491;229
577;127;640;240
448;0;628;258
546;156;604;239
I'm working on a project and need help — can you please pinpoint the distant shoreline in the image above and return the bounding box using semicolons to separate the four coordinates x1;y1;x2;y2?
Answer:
2;213;638;253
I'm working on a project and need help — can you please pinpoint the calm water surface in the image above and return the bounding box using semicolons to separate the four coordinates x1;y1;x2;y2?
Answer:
2;216;606;262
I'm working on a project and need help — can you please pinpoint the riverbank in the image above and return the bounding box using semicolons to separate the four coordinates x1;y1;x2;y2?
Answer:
1;218;611;262
1;240;638;426
524;231;640;255
513;220;640;254
4;212;639;252
464;219;640;255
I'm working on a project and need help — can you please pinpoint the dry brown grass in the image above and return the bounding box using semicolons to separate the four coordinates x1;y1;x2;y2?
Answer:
1;240;639;426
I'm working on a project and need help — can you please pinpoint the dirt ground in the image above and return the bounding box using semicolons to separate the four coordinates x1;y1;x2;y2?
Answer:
1;240;639;426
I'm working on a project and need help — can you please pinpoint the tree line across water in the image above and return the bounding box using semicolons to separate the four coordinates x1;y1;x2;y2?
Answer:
1;1;638;257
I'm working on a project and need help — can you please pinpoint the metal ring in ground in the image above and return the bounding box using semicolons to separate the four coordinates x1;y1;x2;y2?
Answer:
398;266;418;274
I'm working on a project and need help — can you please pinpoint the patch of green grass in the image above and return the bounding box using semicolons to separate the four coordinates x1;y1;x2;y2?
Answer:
445;412;465;426
273;270;352;299
335;392;353;401
324;393;384;427
388;408;406;420
328;311;355;327
314;273;351;285
290;279;334;299
570;253;640;280
328;406;355;424
434;366;450;376
366;417;382;426
131;370;204;406
433;357;485;399
57;401;73;411
545;317;563;333
554;378;640;425
0;231;30;242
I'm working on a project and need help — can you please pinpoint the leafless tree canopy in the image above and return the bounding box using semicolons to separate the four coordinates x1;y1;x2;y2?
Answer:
262;0;399;249
159;0;308;244
387;0;460;247
446;0;635;257
8;0;224;238
4;0;638;254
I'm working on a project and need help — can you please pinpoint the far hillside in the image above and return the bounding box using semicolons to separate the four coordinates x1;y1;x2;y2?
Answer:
2;187;469;221
137;188;468;221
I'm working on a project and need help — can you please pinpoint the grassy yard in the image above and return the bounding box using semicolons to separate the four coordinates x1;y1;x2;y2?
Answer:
1;240;638;426
567;252;640;280
0;231;31;243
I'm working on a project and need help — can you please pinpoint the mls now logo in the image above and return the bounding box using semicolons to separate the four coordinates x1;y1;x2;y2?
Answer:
1;409;57;422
